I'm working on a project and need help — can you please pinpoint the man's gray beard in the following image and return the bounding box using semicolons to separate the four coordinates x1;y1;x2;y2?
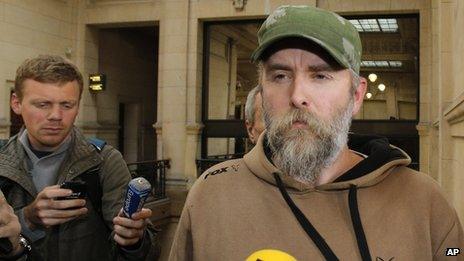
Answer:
264;99;354;185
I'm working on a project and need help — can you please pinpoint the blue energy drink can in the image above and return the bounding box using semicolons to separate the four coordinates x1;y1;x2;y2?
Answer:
122;177;152;218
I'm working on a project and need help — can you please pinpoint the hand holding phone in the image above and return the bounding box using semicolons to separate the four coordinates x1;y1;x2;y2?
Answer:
23;185;88;229
57;181;87;200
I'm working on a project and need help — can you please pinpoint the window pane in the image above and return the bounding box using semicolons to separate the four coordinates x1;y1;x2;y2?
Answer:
207;23;260;120
355;16;418;120
350;18;398;33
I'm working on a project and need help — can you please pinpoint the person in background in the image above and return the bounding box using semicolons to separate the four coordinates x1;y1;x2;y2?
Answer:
244;85;265;144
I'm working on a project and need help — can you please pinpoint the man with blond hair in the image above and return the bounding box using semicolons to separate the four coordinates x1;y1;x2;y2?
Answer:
0;55;158;260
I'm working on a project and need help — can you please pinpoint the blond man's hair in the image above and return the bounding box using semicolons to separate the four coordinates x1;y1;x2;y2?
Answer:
14;55;83;100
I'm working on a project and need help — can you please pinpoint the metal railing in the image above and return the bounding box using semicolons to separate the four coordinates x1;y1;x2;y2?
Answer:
127;159;170;200
196;153;244;176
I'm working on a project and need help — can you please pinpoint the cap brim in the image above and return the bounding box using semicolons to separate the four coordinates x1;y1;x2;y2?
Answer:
251;34;349;70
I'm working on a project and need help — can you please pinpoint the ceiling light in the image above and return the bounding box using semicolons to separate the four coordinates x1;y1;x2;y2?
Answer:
389;61;403;67
366;92;372;99
361;60;403;68
368;73;377;82
378;83;386;92
349;18;398;33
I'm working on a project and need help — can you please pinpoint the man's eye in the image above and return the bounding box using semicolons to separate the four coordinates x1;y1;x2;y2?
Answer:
36;103;49;108
313;73;332;80
61;104;73;109
274;74;289;81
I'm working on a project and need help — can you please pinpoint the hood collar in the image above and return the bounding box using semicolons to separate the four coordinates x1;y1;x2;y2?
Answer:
243;131;411;193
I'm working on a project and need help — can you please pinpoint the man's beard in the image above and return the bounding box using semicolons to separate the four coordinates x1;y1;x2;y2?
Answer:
264;98;354;185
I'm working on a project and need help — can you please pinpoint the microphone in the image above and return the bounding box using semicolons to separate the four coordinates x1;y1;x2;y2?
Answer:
246;249;297;261
122;177;152;218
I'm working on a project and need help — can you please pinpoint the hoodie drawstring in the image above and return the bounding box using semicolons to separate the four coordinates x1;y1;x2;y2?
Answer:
274;173;372;261
348;185;372;261
274;173;339;260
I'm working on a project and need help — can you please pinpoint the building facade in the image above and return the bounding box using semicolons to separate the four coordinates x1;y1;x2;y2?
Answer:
1;0;464;258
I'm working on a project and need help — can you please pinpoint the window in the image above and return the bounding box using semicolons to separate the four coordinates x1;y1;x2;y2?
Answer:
349;18;399;33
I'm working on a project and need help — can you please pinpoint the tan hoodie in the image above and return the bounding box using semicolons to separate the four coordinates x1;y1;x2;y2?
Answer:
169;133;464;261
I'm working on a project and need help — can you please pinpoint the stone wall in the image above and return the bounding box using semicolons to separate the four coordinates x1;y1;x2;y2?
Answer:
3;0;464;259
430;0;464;222
0;0;77;138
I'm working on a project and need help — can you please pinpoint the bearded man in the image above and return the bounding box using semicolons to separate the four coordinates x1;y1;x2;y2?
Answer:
169;5;463;261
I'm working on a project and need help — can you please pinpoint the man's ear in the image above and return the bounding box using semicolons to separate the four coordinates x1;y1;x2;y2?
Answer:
10;93;22;115
245;120;256;143
352;77;367;116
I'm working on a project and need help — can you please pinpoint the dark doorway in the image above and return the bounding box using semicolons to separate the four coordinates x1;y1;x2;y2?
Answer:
98;25;158;161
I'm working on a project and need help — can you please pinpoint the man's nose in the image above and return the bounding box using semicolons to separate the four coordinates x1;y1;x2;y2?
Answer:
290;75;310;110
48;105;63;120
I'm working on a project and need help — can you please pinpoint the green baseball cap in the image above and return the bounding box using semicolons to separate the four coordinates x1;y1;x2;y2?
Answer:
251;5;362;74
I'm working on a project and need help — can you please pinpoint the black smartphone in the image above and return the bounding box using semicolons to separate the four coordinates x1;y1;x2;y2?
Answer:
57;181;87;200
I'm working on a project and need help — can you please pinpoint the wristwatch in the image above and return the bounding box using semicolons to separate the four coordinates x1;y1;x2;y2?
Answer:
18;235;31;254
2;234;31;260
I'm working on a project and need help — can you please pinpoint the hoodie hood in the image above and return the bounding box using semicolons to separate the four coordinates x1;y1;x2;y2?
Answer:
243;131;411;192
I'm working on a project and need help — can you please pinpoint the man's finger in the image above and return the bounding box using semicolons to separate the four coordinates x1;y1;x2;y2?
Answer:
40;185;60;193
113;216;146;229
50;199;86;210
0;221;20;238
0;203;14;219
37;208;88;219
113;233;139;246
113;224;143;239
40;188;73;199
131;208;152;220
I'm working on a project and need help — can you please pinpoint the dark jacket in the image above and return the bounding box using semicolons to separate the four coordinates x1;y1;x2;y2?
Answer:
0;127;158;261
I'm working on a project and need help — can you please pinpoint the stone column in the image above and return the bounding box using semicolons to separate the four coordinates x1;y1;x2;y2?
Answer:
385;83;398;119
436;0;455;202
185;123;203;188
158;0;190;185
153;122;163;161
416;123;430;174
74;0;100;137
